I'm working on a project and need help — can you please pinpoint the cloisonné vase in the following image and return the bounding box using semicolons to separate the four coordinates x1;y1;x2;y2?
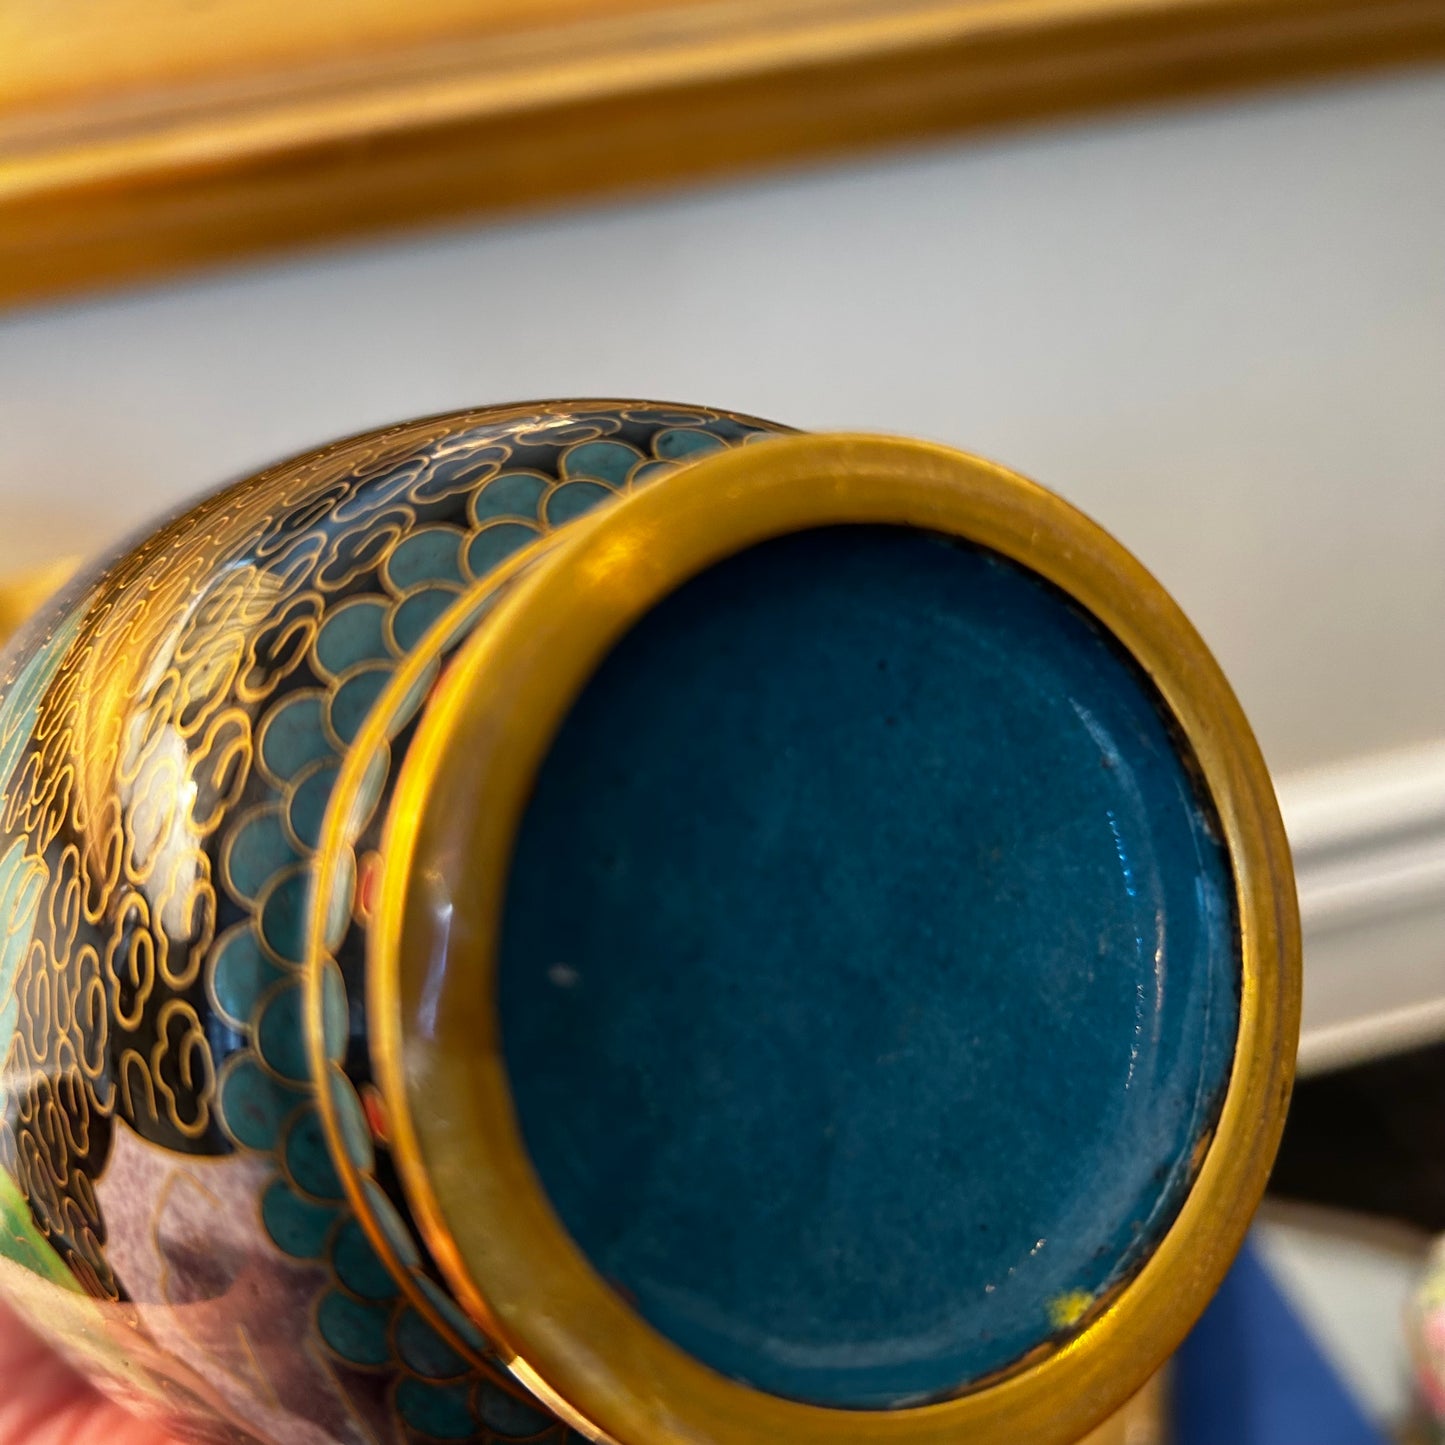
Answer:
0;401;1299;1445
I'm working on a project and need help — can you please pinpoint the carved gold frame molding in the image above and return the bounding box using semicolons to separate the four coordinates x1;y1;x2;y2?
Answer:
2;0;1444;308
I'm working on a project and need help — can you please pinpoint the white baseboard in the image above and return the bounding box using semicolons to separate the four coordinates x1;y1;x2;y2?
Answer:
1276;739;1445;1076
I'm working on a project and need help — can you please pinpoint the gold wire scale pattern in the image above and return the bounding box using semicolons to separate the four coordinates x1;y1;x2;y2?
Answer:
309;433;1305;1445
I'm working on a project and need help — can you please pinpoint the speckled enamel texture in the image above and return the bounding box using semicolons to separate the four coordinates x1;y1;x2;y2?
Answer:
500;524;1239;1409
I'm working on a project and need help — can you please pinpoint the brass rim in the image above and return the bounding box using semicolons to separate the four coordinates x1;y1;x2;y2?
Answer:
370;433;1301;1445
302;530;579;1391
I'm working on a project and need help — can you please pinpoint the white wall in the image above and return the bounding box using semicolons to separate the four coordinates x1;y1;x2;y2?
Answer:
1;65;1442;1046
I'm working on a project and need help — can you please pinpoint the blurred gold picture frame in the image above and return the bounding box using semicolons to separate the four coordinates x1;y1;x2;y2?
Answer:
2;0;1444;309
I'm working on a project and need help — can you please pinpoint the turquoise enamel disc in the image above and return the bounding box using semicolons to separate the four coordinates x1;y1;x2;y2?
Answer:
499;524;1239;1409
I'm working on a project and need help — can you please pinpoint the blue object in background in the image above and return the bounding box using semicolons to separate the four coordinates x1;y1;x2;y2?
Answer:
1173;1238;1388;1445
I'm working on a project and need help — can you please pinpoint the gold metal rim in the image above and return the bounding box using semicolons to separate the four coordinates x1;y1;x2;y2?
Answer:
301;528;577;1390
372;433;1302;1445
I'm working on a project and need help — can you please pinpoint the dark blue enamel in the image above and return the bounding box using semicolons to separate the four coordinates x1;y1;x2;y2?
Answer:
498;525;1239;1409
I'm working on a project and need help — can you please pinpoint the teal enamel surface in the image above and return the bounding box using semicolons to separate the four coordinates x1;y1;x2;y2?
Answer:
261;1177;338;1260
395;1381;476;1440
499;526;1240;1410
